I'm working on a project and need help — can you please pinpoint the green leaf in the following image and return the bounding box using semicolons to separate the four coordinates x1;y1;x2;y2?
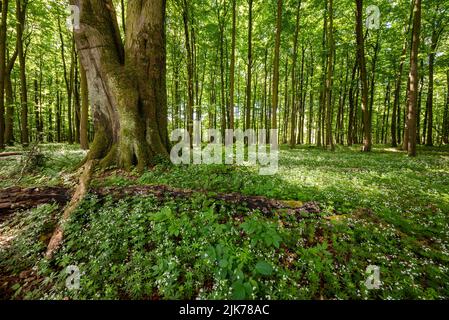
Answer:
255;261;273;276
232;282;246;299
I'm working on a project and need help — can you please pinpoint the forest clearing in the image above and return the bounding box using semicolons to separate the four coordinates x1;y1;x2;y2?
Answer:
0;0;449;303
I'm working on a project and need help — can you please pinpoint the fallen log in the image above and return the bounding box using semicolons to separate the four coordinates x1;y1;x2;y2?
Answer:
91;185;322;217
0;187;71;215
0;183;321;219
0;152;22;158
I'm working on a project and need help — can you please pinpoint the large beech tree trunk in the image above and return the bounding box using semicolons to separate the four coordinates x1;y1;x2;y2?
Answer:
71;0;169;170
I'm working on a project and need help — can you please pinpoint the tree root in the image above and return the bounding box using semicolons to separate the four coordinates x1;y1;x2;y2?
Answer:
45;160;96;259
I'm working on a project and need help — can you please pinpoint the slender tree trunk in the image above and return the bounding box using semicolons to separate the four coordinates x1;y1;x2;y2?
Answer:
218;5;227;138
443;69;449;144
229;0;236;130
271;0;283;131
0;0;8;149
325;0;335;151
245;0;253;131
33;79;41;141
307;48;314;145
16;0;28;146
425;27;440;146
80;60;89;150
3;20;17;146
416;58;424;144
391;3;414;147
317;1;327;147
355;0;371;152
289;0;301;147
74;57;81;144
347;61;358;146
182;0;194;141
406;0;421;156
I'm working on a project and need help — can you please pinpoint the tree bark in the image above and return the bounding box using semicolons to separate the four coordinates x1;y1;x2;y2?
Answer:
71;0;169;170
391;2;414;147
425;26;441;146
182;0;194;141
355;0;371;152
325;0;335;151
0;0;8;149
79;60;89;150
288;2;301;147
271;0;282;131
16;0;28;146
443;70;449;144
228;0;236;130
406;0;421;157
245;0;253;131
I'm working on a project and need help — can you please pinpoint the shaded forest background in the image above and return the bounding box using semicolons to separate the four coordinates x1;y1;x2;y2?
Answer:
0;0;448;153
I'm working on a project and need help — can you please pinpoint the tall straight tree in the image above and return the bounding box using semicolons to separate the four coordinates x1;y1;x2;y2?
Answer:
182;0;194;141
228;0;236;130
424;6;445;146
0;0;8;149
443;69;449;144
79;60;89;150
289;0;301;147
4;48;18;145
355;0;371;152
325;0;335;151
391;2;414;147
58;17;75;144
70;0;169;170
406;0;421;156
245;0;252;131
271;0;282;131
16;0;28;146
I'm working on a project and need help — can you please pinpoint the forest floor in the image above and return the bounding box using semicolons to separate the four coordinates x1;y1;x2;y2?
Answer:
0;143;449;299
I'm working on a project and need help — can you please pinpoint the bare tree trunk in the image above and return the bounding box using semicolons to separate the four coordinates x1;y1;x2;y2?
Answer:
79;60;89;150
355;0;371;152
71;0;168;170
347;61;358;146
0;0;8;149
325;0;335;151
229;0;236;130
443;69;449;144
271;0;283;131
217;4;227;138
182;0;194;141
16;0;28;146
406;0;421;157
245;0;253;131
289;1;301;147
33;79;41;141
307;48;314;145
425;26;441;146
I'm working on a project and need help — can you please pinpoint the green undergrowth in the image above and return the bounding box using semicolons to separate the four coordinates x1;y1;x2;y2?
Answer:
1;144;449;299
0;144;86;188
